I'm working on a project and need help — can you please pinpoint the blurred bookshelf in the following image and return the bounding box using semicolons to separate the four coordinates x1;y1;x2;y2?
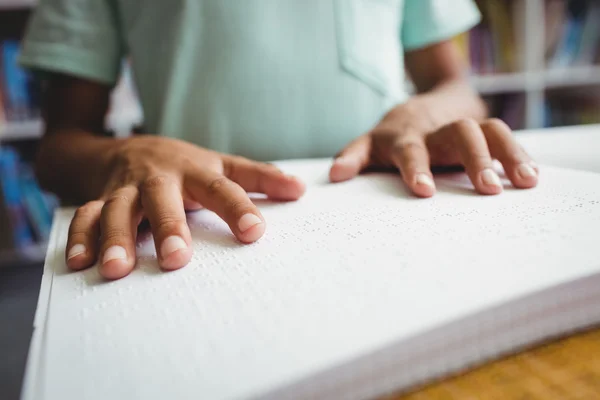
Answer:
0;2;141;267
0;0;599;267
459;0;600;130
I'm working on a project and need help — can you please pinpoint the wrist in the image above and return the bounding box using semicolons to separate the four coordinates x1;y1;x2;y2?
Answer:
37;132;122;202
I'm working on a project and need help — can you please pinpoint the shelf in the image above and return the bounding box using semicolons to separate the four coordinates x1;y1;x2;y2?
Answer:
0;242;47;267
0;119;43;141
0;0;36;10
543;66;600;89
470;66;600;95
470;72;530;94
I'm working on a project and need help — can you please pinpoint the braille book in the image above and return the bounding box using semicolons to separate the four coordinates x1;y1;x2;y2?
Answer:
23;159;600;400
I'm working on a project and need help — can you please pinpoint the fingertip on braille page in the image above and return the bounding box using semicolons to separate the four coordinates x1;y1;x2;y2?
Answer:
481;168;503;189
281;173;305;188
103;245;127;265
160;236;193;270
416;173;435;189
288;177;307;198
329;157;357;182
517;163;537;179
100;246;131;279
236;213;265;243
161;236;188;259
238;213;263;233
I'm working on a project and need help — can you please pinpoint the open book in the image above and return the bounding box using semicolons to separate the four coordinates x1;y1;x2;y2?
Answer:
23;159;600;400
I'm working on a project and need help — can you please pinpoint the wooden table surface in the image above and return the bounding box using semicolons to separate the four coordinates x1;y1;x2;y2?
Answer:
385;328;600;399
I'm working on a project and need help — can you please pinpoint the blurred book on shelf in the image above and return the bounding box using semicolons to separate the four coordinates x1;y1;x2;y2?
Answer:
0;39;40;125
484;93;526;130
546;0;600;68
0;146;57;252
460;0;520;74
544;87;600;127
463;0;600;75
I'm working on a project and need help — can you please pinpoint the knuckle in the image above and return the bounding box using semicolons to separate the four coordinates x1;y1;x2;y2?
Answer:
394;140;427;154
224;160;238;179
262;163;283;174
401;160;420;173
224;156;256;179
450;118;479;133
74;201;103;220
101;226;130;242
104;194;133;208
206;176;230;195
468;153;493;167
141;175;172;192
229;155;249;165
68;231;94;244
222;156;248;178
227;200;255;216
482;118;510;132
153;212;186;233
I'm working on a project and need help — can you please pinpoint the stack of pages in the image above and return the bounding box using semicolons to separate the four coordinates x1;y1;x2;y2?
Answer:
23;159;600;400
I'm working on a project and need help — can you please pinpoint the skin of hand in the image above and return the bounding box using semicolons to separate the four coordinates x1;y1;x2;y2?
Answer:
64;136;306;280
41;39;535;281
39;75;306;280
328;105;539;197
327;39;538;196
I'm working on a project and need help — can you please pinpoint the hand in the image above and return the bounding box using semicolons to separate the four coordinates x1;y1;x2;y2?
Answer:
66;135;306;280
329;104;538;197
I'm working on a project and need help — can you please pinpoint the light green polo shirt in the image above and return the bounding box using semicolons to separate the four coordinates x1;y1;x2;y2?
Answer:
20;0;480;161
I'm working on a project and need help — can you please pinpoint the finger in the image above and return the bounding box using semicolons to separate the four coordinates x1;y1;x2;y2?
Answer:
439;118;503;195
480;118;538;189
66;200;103;270
389;137;436;198
98;186;141;280
185;171;265;243
183;199;204;211
223;157;305;200
140;176;193;271
329;135;371;182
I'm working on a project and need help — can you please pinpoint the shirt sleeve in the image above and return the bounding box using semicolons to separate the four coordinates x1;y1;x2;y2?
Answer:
18;0;124;85
401;0;481;51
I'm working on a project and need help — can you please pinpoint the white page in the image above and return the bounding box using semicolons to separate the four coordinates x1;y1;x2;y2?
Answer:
32;160;600;400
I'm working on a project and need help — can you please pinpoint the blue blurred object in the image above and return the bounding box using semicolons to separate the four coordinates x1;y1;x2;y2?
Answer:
0;147;34;248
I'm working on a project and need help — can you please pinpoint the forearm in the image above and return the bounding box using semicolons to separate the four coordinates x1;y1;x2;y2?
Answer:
404;78;488;133
35;130;120;203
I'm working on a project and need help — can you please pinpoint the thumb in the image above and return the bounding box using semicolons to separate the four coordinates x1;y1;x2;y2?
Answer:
329;135;371;183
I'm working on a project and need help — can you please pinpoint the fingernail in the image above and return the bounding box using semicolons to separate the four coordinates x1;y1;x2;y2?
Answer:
530;161;539;171
517;163;537;179
415;173;435;189
161;235;187;258
103;246;127;265
238;213;263;233
481;168;502;188
67;244;86;260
